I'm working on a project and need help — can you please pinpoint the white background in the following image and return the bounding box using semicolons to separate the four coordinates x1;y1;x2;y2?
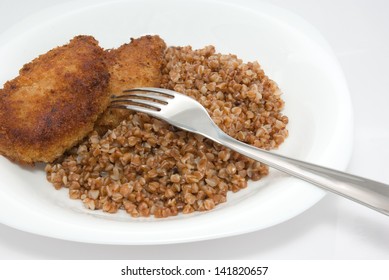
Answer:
0;0;388;259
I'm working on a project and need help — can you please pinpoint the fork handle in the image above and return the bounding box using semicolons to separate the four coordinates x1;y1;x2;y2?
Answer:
213;130;389;216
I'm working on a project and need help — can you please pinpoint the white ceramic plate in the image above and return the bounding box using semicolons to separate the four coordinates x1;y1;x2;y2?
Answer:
0;0;353;244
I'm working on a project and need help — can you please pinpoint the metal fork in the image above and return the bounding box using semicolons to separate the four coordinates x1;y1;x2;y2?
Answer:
110;87;389;216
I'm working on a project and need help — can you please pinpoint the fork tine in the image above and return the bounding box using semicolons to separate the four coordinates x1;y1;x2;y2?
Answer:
123;87;175;98
113;92;169;105
110;98;162;111
109;103;161;117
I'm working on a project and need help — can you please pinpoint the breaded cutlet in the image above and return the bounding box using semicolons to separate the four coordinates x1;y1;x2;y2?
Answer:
0;35;110;164
94;35;167;134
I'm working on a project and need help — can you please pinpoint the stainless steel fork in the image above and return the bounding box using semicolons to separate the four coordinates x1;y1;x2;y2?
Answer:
110;87;389;216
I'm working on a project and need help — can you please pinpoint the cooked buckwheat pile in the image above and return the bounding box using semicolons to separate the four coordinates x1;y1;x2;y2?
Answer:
45;45;288;218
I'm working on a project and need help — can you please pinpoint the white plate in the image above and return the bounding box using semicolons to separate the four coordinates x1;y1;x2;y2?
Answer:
0;0;353;244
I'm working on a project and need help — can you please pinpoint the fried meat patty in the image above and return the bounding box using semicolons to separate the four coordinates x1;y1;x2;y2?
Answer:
0;36;110;164
94;35;166;134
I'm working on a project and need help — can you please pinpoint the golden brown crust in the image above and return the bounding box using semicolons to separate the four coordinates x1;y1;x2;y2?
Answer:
0;35;110;164
94;35;167;134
